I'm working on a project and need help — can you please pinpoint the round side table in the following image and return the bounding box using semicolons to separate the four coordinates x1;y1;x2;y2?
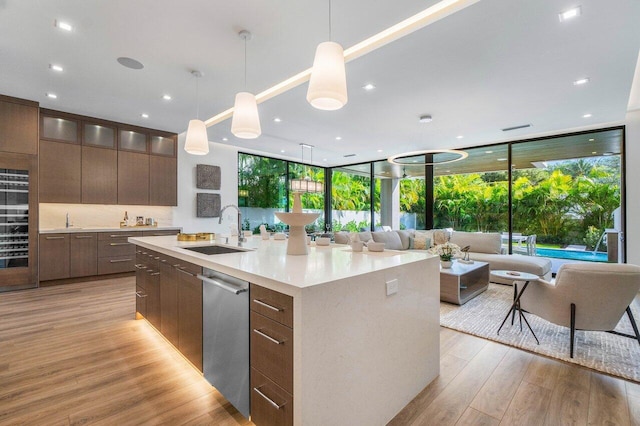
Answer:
493;270;540;344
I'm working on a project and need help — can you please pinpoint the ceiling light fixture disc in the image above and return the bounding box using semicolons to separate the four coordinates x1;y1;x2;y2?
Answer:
387;149;468;166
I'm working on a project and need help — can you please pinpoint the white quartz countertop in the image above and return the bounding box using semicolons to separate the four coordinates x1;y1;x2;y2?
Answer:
129;235;435;291
40;226;181;234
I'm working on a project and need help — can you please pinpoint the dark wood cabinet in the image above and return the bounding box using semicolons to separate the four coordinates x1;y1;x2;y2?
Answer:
177;262;203;372
0;95;38;155
144;252;161;330
39;140;81;203
118;151;149;205
159;255;179;346
39;234;70;281
69;233;97;278
250;284;294;426
82;146;117;204
149;155;177;206
38;109;175;206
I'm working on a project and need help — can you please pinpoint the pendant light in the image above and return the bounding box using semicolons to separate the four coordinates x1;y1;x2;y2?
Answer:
306;0;348;111
231;30;261;139
184;70;209;155
290;144;324;193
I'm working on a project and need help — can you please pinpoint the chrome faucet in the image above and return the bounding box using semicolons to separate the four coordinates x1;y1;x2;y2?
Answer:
219;204;246;245
65;212;71;228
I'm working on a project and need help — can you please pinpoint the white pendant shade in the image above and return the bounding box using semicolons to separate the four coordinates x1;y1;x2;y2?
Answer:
306;41;348;111
184;119;209;155
231;92;261;139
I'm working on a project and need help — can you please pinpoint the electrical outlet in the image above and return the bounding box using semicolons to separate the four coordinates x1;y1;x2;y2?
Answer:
386;279;398;296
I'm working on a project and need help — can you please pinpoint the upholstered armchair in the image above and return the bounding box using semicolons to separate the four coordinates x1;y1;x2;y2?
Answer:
520;262;640;358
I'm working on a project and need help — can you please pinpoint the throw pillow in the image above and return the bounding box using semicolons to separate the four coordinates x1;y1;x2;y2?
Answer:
433;229;450;246
333;232;350;245
410;235;431;250
371;231;404;250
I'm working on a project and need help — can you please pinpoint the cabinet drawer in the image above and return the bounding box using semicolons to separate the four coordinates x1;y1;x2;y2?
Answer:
98;231;143;241
142;229;180;237
98;240;136;257
98;255;135;274
173;261;202;277
250;284;293;328
251;368;293;426
250;311;293;393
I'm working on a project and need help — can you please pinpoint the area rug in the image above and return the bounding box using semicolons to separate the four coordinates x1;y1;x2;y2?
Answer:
440;283;640;383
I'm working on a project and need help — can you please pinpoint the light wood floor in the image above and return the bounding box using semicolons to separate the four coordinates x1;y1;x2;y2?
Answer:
1;278;640;425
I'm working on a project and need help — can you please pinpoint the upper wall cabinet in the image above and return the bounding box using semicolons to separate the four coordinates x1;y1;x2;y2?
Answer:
0;95;39;155
119;127;149;153
38;109;177;206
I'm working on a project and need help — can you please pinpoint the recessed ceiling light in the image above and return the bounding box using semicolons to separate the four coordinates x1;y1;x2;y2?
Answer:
222;137;228;141
419;115;433;123
412;160;418;163
323;158;327;162
558;6;581;22
280;150;285;153
335;136;342;140
362;83;376;91
49;64;63;72
54;20;73;31
377;149;383;153
273;117;282;123
589;138;594;141
497;158;508;161
592;151;597;154
141;113;149;118
583;113;592;118
445;170;450;173
456;135;463;139
45;93;57;99
573;78;590;86
162;94;172;100
603;152;614;156
485;150;493;154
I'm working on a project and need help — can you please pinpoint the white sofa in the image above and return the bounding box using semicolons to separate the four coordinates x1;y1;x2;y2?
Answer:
334;229;552;284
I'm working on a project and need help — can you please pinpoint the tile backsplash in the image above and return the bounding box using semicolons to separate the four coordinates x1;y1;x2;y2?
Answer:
39;203;174;230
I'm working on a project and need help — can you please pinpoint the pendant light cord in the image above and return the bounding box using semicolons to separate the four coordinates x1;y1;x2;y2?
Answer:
244;37;248;90
195;74;200;119
329;0;332;41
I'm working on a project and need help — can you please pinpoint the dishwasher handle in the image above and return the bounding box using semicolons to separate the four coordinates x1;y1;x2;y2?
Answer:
198;274;248;295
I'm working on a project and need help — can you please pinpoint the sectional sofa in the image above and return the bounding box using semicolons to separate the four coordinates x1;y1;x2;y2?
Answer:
334;229;552;284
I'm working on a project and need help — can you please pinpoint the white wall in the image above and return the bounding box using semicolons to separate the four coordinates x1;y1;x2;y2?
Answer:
625;109;640;264
172;134;239;235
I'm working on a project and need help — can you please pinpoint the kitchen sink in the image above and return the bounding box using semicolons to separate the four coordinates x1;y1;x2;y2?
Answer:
183;245;250;255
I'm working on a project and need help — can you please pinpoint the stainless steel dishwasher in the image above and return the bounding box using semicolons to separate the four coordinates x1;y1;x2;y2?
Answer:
198;268;250;419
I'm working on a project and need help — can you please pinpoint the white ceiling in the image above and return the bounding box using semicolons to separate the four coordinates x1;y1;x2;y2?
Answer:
1;0;639;166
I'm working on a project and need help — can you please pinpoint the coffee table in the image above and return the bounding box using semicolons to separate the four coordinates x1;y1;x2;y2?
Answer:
440;260;489;305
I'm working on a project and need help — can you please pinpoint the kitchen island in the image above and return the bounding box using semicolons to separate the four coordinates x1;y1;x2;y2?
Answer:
130;234;440;426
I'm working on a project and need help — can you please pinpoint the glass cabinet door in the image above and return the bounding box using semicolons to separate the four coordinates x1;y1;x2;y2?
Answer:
119;129;148;152
0;168;29;269
41;116;79;143
150;135;176;156
83;123;116;148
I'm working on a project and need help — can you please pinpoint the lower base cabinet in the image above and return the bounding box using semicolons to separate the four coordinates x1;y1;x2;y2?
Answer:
250;368;293;426
134;247;202;372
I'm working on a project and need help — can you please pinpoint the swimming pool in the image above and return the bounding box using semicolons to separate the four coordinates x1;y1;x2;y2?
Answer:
536;247;607;262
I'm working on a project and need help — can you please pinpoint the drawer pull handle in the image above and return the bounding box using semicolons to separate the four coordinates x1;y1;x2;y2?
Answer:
135;291;147;298
253;328;284;345
75;235;93;239
176;268;196;277
110;258;132;263
160;259;167;263
149;272;160;276
45;236;65;240
111;234;133;238
110;243;130;246
253;386;285;409
172;264;181;267
134;264;147;269
253;299;283;312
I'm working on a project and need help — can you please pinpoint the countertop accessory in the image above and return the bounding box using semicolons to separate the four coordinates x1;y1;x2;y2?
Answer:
315;237;330;246
275;192;319;255
196;232;216;241
178;233;198;241
136;216;144;226
351;241;364;252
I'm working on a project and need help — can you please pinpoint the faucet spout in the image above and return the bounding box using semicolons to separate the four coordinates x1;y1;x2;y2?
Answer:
219;204;246;245
65;212;70;228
